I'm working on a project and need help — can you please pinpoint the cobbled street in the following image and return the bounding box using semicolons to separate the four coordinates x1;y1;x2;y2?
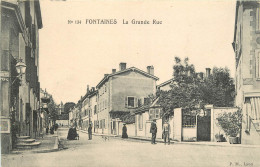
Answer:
2;128;260;167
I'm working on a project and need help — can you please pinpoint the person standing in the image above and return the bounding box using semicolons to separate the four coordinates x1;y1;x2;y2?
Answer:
150;119;157;144
163;120;171;145
88;124;92;140
122;123;128;138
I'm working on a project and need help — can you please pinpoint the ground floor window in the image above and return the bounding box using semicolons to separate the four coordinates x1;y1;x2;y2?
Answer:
99;119;106;129
149;108;161;120
182;110;196;128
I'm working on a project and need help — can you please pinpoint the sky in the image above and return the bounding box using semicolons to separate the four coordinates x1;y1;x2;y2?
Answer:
39;0;237;104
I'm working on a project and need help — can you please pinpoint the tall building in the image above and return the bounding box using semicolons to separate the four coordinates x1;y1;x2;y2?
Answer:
96;63;159;135
1;0;42;153
233;0;260;145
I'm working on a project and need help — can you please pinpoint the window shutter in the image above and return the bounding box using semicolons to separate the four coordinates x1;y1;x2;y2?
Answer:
125;97;128;108
134;97;138;108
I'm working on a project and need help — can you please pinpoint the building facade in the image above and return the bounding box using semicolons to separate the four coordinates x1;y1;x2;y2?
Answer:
96;63;159;135
80;86;97;132
233;1;260;145
1;0;42;153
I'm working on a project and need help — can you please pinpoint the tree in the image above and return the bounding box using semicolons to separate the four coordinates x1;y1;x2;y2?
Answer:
64;102;76;114
158;57;201;118
199;67;235;107
48;96;58;122
157;57;235;118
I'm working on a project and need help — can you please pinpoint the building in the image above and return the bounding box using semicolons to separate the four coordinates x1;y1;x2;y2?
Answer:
1;0;43;153
57;101;64;115
80;86;97;132
233;0;260;145
135;98;163;139
95;63;159;135
40;88;51;135
157;78;174;91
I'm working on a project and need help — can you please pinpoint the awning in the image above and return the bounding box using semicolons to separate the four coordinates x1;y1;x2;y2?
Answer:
250;97;260;120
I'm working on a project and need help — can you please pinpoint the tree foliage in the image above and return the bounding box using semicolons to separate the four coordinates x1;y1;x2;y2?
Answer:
200;67;235;107
217;109;242;137
64;102;76;114
48;96;58;122
158;57;235;118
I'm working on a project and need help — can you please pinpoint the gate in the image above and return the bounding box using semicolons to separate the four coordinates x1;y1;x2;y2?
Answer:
197;115;211;141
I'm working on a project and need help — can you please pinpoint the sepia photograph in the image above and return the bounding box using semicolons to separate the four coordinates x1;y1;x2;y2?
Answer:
1;0;260;166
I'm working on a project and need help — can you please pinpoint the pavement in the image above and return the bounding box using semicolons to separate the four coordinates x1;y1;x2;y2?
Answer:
79;129;260;148
11;130;61;154
2;127;260;167
8;127;260;155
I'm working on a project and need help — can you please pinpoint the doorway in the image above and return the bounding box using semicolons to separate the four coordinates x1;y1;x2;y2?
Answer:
197;115;211;141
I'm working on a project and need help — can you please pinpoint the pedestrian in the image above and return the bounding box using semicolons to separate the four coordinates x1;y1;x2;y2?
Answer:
150;119;157;144
50;126;54;135
122;123;128;138
88;124;92;140
163;120;170;145
46;126;49;134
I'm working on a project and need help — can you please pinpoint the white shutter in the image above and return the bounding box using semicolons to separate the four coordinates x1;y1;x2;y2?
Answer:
134;97;138;108
125;97;128;108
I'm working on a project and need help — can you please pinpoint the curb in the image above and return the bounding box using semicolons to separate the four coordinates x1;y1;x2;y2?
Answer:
31;148;60;153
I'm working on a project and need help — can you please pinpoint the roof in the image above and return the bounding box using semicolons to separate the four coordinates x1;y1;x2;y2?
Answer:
34;0;43;29
134;97;161;114
134;105;150;114
157;78;174;89
96;67;159;88
81;90;97;102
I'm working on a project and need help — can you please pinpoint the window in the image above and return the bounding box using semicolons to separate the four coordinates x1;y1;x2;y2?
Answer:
182;110;196;128
103;119;106;129
144;98;150;105
155;109;160;118
149;108;161;120
256;7;260;32
94;105;97;114
149;109;154;120
126;97;137;108
138;114;143;130
128;97;134;107
257;50;260;79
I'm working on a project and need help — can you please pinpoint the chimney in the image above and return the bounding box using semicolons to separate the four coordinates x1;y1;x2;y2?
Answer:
112;69;116;74
119;62;126;71
206;68;211;78
87;85;89;93
91;87;95;91
147;66;154;75
199;72;204;80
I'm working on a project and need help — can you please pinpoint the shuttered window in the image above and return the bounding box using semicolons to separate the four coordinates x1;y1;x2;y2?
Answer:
149;108;161;120
257;7;260;32
138;114;143;130
125;96;138;108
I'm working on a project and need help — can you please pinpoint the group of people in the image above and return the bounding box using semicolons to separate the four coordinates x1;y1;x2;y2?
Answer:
46;124;58;135
150;119;171;145
67;124;92;140
66;120;170;145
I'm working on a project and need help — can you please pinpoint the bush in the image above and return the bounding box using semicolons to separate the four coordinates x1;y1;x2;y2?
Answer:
217;109;242;137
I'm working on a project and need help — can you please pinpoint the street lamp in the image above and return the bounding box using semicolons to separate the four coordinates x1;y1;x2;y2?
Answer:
16;59;26;75
11;59;26;85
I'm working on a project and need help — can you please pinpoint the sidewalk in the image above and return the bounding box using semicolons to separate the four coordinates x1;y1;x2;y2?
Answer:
12;131;60;154
79;129;260;148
